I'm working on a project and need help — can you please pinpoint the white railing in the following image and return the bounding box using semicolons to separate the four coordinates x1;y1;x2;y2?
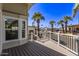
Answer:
29;32;40;41
47;31;79;55
29;31;79;55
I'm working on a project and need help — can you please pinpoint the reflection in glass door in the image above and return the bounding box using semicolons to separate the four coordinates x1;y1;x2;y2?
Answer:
5;18;18;40
22;21;25;38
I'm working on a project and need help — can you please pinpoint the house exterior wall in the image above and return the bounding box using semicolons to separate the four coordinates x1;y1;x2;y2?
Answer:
28;26;35;32
28;26;35;39
0;3;33;49
0;4;3;55
68;25;79;33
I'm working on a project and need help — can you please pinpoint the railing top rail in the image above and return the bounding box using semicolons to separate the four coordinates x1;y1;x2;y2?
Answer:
47;31;79;38
59;33;79;37
30;32;40;38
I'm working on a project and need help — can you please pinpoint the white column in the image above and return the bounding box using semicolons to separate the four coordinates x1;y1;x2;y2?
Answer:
0;4;3;55
25;17;28;40
18;16;22;44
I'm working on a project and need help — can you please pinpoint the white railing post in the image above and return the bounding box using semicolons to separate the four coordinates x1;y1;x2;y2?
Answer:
45;32;46;39
43;32;45;39
31;32;33;41
50;31;51;41
58;32;60;45
76;36;79;55
76;39;78;54
37;35;39;40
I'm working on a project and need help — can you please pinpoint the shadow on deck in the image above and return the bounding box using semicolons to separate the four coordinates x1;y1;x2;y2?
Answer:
1;41;65;56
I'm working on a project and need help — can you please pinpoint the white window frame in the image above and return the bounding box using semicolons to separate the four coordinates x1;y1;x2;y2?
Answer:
3;15;19;43
22;19;26;39
3;15;27;43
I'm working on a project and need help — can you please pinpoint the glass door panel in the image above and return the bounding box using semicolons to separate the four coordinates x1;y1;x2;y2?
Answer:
5;19;18;40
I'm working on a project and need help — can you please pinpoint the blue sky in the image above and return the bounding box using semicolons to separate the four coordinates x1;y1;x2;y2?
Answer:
28;3;79;28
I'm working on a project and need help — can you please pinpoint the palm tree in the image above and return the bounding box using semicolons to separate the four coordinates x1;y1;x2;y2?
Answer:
73;4;79;17
32;12;45;37
63;16;72;33
49;20;55;32
73;4;79;25
58;20;64;33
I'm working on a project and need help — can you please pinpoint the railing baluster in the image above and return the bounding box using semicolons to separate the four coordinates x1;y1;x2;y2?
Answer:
69;36;71;49
68;36;69;48
75;36;79;54
70;36;72;50
58;32;60;45
72;37;74;50
73;37;75;51
68;36;70;49
31;32;33;41
74;39;76;52
66;36;68;47
76;39;78;53
50;32;51;41
70;36;72;49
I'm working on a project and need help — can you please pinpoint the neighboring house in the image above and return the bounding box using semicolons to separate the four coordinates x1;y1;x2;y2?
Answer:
0;3;33;54
47;28;59;32
28;26;35;34
28;26;35;39
67;24;79;33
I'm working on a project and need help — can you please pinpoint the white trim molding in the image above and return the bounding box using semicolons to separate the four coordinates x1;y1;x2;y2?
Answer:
2;15;28;49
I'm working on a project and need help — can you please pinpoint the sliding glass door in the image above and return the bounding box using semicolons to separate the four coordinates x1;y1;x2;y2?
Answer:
5;18;18;40
4;16;27;43
22;21;25;38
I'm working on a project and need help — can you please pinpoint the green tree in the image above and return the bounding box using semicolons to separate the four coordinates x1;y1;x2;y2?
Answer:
49;20;55;32
73;4;79;24
63;16;72;33
58;20;64;33
73;4;79;17
32;12;45;36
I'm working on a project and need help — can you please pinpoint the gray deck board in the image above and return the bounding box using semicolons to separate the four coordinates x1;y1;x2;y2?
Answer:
1;41;65;56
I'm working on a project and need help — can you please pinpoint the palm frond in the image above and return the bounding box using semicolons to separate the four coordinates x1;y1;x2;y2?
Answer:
50;20;55;25
32;12;45;21
73;4;79;17
58;20;64;25
64;16;72;22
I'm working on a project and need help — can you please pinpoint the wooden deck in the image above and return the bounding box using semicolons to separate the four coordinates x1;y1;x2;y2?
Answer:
1;41;65;56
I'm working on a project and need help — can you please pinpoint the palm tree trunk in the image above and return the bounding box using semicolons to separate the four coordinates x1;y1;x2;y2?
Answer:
62;24;64;33
65;22;67;33
37;20;40;37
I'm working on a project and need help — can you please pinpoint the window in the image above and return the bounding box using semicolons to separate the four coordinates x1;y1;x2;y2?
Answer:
5;19;18;40
22;21;25;38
